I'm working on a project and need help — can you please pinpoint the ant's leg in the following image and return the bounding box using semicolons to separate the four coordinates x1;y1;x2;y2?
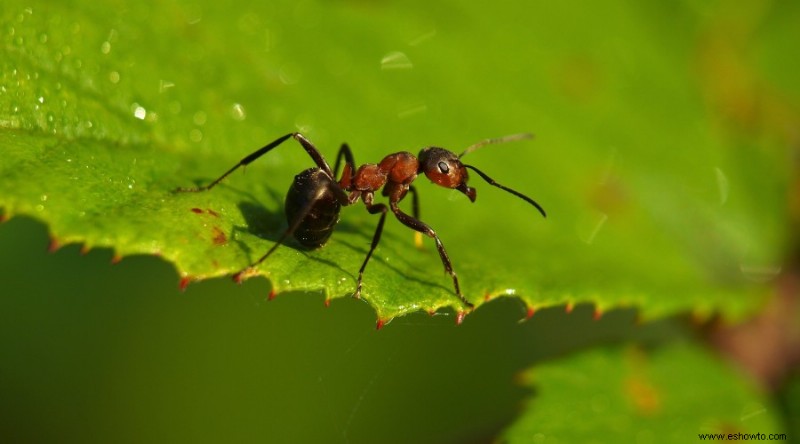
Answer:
233;190;320;282
389;201;473;309
333;143;356;179
175;132;333;192
408;185;420;219
407;185;424;248
353;202;389;299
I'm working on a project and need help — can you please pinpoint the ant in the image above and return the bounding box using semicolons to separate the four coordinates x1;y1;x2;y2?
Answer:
176;132;546;308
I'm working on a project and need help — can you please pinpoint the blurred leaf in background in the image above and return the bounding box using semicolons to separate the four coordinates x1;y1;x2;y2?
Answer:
504;344;782;443
1;0;797;442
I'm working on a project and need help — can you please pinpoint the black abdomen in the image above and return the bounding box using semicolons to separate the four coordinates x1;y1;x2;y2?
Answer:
284;168;341;248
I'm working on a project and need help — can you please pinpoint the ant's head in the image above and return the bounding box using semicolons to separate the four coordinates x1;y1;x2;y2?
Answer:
418;147;476;202
419;134;546;218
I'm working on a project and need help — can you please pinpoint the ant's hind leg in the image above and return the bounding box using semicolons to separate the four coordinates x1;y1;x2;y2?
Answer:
233;194;318;283
175;133;295;192
175;132;335;193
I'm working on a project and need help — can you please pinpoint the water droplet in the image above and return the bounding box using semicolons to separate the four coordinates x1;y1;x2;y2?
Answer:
159;80;175;93
293;114;314;133
279;63;301;85
740;402;767;421
409;29;436;46
100;41;111;54
381;51;413;70
397;101;427;119
230;103;246;120
39;33;48;43
109;71;120;83
40;194;48;202
37;96;44;104
193;111;207;125
189;129;203;142
132;103;147;120
35;204;44;212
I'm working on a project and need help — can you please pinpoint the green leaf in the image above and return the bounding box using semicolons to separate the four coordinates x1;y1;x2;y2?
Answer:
0;0;792;322
503;343;784;443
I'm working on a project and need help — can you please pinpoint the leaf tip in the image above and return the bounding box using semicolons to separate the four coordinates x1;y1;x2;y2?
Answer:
268;288;277;301
376;317;392;330
179;276;192;292
456;311;467;325
565;301;575;314
526;306;536;319
47;237;61;253
593;306;604;320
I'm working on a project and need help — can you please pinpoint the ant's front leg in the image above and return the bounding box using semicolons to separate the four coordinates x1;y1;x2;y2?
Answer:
388;199;473;309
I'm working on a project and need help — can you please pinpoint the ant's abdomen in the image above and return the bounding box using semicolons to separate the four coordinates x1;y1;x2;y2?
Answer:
284;168;342;248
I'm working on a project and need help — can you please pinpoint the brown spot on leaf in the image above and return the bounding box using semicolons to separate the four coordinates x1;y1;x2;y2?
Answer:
211;226;227;246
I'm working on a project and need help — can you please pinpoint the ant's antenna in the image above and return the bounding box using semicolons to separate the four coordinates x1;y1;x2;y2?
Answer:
458;133;533;159
458;133;546;218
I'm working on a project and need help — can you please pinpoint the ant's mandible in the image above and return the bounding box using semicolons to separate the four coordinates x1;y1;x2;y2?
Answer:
176;132;546;308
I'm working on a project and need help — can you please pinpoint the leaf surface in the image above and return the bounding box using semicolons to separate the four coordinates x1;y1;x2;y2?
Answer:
504;343;784;443
1;0;792;321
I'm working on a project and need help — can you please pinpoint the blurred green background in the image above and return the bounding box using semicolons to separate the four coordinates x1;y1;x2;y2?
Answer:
1;216;677;442
1;0;798;442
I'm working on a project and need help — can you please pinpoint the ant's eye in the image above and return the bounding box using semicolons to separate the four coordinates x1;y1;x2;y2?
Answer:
437;161;449;174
